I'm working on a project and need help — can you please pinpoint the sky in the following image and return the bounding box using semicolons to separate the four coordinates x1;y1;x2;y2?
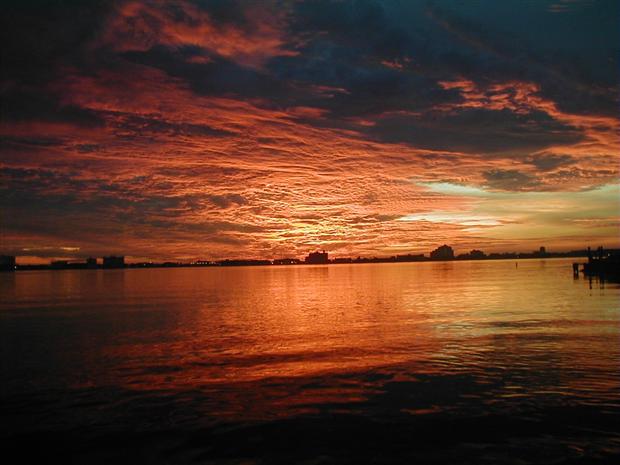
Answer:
1;0;619;263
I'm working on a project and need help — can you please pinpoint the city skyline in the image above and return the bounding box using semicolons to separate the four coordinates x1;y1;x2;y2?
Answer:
2;0;619;264
3;243;605;269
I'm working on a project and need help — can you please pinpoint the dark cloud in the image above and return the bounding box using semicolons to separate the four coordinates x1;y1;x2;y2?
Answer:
1;167;249;233
207;193;247;208
121;46;300;104
283;0;619;119
0;1;112;84
425;2;619;117
1;90;105;127
482;169;540;191
112;113;235;138
1;167;196;215
190;0;255;28
363;109;583;154
525;154;576;171
75;144;103;153
290;0;414;60
0;136;65;148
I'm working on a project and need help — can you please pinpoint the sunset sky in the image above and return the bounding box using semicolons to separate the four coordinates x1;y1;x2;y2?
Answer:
1;0;619;263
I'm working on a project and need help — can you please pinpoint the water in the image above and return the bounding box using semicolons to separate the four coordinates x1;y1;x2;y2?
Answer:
1;258;619;464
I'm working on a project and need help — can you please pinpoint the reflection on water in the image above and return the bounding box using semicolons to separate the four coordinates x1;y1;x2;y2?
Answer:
1;258;619;464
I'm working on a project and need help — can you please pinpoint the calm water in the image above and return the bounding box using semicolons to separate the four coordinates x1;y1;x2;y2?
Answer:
1;259;619;464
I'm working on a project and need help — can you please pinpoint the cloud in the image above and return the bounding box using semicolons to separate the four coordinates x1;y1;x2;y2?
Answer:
0;90;105;128
112;113;235;138
363;108;583;154
482;169;540;191
1;0;618;260
408;182;620;250
525;154;576;171
400;212;503;227
207;194;247;209
97;0;297;67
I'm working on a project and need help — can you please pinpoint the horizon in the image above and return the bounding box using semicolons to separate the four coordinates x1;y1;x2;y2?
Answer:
8;243;612;266
1;0;619;265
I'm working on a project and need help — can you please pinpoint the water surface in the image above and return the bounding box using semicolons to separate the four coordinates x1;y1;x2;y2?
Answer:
1;259;619;464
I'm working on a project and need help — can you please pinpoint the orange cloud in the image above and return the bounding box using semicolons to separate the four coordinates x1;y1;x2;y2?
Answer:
3;2;618;262
436;78;619;187
97;0;297;67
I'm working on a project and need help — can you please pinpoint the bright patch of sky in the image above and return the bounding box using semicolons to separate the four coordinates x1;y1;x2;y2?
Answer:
401;183;620;247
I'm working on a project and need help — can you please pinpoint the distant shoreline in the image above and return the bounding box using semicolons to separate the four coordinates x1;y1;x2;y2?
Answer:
6;253;593;272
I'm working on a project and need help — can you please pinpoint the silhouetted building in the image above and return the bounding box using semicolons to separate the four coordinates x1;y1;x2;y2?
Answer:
103;255;125;268
430;245;454;260
51;260;69;269
0;255;16;272
532;246;548;258
469;249;486;259
305;250;329;264
457;249;486;260
86;257;97;269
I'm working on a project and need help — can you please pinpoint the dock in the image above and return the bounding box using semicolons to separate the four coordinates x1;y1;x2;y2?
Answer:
574;247;619;279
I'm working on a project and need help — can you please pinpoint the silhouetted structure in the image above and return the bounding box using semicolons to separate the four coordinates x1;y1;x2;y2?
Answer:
103;256;125;268
0;255;16;272
581;247;619;278
457;249;486;260
51;260;69;269
6;247;600;272
532;246;549;258
469;249;486;259
305;250;329;264
488;252;518;259
191;260;216;266
51;258;101;269
273;258;302;265
430;245;454;261
393;254;425;262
